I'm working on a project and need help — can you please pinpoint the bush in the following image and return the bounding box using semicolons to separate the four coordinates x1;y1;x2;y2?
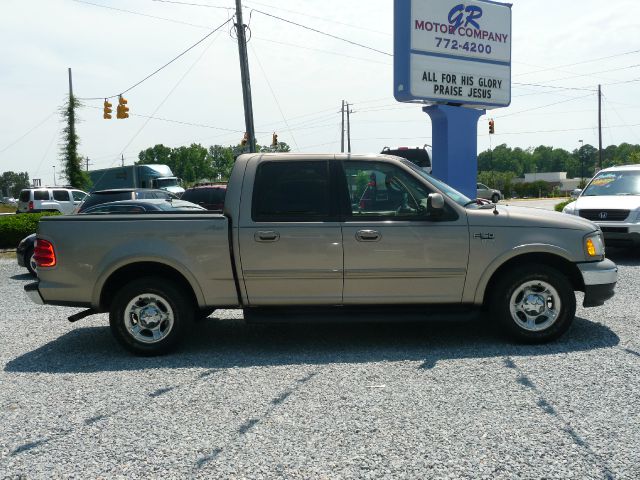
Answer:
555;200;573;212
0;212;60;249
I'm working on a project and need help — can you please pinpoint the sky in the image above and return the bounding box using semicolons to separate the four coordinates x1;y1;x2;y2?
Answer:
1;0;639;186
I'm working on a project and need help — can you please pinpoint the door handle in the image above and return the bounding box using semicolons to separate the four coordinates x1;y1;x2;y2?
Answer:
356;229;381;242
255;230;280;242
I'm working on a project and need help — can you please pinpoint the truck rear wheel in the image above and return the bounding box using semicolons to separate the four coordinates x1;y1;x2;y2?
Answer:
109;277;193;355
491;265;576;343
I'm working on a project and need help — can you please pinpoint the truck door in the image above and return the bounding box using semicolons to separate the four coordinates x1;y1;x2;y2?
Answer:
339;160;469;304
237;159;343;305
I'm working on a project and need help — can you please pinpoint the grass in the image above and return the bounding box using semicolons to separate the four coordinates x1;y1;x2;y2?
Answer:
0;205;16;213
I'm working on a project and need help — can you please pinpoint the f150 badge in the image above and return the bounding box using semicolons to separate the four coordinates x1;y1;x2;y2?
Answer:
473;232;495;240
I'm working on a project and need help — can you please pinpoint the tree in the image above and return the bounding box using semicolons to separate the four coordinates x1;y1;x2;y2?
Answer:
60;94;90;189
208;145;235;181
0;171;30;197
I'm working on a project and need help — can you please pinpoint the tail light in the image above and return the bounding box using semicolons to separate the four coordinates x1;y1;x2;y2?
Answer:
34;239;56;268
28;201;34;211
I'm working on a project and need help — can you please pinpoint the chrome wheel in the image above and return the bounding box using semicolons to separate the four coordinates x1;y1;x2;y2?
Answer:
124;293;175;344
29;253;37;274
509;280;561;332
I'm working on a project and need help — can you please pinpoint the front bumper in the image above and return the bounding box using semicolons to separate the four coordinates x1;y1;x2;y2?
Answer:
24;282;44;305
578;259;617;307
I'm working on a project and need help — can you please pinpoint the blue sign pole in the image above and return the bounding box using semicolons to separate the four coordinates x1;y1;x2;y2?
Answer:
423;104;484;199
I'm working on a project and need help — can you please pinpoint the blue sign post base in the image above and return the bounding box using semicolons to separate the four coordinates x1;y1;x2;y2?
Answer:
423;105;485;200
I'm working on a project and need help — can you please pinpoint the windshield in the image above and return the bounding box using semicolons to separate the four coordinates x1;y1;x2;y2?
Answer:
582;170;640;196
154;178;179;188
401;160;472;206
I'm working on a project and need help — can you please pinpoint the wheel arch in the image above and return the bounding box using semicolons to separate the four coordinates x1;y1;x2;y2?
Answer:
98;261;201;312
479;252;584;308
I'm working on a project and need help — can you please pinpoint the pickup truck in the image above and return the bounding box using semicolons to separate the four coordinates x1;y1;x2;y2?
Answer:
25;153;618;355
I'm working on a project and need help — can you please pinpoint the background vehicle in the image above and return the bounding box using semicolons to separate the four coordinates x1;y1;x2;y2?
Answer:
381;145;432;173
26;153;616;356
477;183;502;203
80;199;205;214
76;188;177;213
16;187;87;214
2;196;17;206
562;164;640;247
17;233;37;276
88;164;184;196
181;184;227;211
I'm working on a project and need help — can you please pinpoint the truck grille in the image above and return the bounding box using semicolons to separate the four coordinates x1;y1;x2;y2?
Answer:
579;209;630;221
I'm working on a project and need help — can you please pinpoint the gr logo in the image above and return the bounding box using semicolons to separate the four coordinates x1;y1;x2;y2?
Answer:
448;4;483;29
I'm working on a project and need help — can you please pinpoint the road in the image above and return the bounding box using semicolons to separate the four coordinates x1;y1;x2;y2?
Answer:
1;252;639;478
500;197;568;211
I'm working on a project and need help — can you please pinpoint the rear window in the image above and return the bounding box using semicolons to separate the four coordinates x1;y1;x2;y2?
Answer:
252;161;330;221
182;189;207;204
19;190;30;202
33;190;50;200
209;188;226;204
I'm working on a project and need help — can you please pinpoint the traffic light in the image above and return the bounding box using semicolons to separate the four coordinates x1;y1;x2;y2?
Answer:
241;132;248;146
116;96;129;119
271;132;278;147
103;99;112;119
489;119;495;134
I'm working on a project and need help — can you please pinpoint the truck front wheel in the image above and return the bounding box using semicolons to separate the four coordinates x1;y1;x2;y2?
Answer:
109;277;193;355
491;265;576;343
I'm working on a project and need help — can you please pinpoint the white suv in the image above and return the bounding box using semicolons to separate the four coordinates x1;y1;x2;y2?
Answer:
17;187;87;214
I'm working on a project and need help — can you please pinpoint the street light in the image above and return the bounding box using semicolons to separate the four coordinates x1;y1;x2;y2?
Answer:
52;165;56;186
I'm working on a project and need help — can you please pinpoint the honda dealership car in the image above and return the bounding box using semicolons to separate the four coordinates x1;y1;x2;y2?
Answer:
563;164;640;247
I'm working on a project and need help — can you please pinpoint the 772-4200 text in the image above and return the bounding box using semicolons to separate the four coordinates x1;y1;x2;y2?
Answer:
435;37;492;54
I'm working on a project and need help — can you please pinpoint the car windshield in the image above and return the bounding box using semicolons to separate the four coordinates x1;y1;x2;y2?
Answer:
401;160;472;206
155;178;179;188
582;170;640;196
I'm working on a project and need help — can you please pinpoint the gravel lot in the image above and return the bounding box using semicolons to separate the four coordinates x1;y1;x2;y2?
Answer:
0;251;639;479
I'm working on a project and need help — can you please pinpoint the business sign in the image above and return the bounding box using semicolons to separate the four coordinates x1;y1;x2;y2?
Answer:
394;0;512;109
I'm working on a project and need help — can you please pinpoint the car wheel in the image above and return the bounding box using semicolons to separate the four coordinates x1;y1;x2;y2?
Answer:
490;265;575;343
491;193;500;203
109;277;193;355
24;246;37;276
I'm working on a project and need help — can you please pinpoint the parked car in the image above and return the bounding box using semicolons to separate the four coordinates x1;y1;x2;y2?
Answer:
26;153;616;355
180;184;227;211
17;187;87;214
562;164;640;247
16;233;37;276
76;188;178;213
381;145;432;173
477;183;502;203
2;196;17;205
80;199;205;214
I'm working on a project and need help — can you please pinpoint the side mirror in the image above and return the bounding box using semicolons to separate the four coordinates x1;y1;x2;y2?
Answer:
428;192;445;210
571;189;582;198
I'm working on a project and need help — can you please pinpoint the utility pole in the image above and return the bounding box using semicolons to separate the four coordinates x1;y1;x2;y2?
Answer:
235;0;256;153
346;102;352;153
68;67;73;98
340;100;345;153
121;154;125;167
598;84;603;171
578;139;584;186
86;157;90;171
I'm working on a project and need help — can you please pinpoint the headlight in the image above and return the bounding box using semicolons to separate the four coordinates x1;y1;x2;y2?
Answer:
562;202;577;215
584;232;605;260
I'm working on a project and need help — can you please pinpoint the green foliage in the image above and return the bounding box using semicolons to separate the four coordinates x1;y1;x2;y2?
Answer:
0;212;60;249
477;170;517;197
137;142;292;185
60;95;90;190
555;200;573;212
0;171;30;197
479;143;640;179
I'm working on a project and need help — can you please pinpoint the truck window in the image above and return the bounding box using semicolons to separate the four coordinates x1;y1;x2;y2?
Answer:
252;161;330;222
343;161;435;219
34;190;50;200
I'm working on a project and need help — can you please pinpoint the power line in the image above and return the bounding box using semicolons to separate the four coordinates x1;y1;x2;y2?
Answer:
249;9;392;57
78;16;234;100
72;0;213;29
495;93;595;119
151;0;233;10
514;48;640;78
0;111;57;154
512;82;596;92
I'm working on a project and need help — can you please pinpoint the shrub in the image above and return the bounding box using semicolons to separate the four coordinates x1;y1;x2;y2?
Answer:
555;200;573;212
0;212;60;249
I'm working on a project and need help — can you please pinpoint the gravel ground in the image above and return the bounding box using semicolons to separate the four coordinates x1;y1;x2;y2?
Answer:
0;251;639;479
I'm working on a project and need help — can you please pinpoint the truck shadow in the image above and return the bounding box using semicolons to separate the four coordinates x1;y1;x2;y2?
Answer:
605;248;640;267
4;315;619;374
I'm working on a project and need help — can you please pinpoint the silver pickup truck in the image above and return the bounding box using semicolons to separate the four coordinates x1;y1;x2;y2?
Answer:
26;153;618;355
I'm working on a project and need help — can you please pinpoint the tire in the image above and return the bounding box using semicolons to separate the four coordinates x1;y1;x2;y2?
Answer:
24;246;37;277
109;277;194;355
490;264;576;343
491;193;500;203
